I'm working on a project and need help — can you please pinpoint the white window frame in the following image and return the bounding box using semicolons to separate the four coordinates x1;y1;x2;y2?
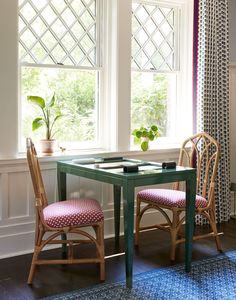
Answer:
130;0;193;150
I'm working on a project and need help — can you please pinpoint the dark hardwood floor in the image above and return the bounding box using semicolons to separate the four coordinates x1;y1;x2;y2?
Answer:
1;220;236;300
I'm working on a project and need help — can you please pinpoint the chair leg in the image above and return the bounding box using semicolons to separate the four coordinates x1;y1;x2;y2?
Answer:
99;222;105;281
27;247;40;284
94;223;105;281
209;210;222;251
27;228;44;284
135;198;141;246
170;211;179;261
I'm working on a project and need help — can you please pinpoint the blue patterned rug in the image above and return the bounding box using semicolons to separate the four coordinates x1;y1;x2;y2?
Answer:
41;250;236;300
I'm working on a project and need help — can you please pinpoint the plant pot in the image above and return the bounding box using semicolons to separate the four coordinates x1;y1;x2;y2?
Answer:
39;139;57;154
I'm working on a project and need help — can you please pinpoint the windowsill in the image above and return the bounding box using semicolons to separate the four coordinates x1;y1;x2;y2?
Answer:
0;141;182;165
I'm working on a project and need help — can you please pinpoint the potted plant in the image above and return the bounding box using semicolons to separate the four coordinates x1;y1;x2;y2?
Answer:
27;94;63;154
132;125;159;151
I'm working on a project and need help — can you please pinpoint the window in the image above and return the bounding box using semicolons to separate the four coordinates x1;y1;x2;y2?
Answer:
18;0;103;151
18;0;192;154
131;0;193;148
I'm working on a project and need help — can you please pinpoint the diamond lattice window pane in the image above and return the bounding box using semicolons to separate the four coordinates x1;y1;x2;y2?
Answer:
82;57;93;67
153;10;165;25
84;0;93;5
160;42;171;56
81;10;95;28
89;25;96;40
71;1;86;14
23;54;35;63
81;35;94;51
31;0;47;10
135;52;149;69
161;21;172;36
153;31;164;47
166;54;174;69
41;6;57;25
71;22;85;37
20;29;37;48
89;1;96;14
145;4;155;14
51;45;67;63
19;44;27;59
61;34;76;50
132;39;141;56
31;42;48;62
63;57;74;66
31;17;47;37
71;46;85;63
43;56;55;64
88;49;96;64
20;2;36;22
132;16;140;33
167;11;174;26
19;0;99;67
132;2;176;71
152;52;164;69
167;33;174;47
51;0;67;14
136;6;149;21
41;31;58;51
162;7;172;15
145;41;156;56
145;19;156;35
51;19;67;38
61;8;77;27
136;28;149;44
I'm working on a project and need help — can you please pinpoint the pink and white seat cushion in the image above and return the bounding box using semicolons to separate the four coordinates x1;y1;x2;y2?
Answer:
137;189;208;208
43;198;104;228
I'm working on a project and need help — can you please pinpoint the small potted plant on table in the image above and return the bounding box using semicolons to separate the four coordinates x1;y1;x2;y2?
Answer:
27;94;63;154
132;125;159;151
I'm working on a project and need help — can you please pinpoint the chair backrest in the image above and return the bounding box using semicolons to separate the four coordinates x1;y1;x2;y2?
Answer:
176;132;220;202
26;138;48;209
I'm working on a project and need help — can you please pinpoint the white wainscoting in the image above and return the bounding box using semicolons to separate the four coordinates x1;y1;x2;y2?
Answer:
0;149;179;259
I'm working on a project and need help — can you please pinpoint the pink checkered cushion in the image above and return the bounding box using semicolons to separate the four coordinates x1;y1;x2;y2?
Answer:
137;189;208;208
43;198;104;228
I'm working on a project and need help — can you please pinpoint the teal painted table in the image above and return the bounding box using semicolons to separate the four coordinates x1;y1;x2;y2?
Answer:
57;158;196;288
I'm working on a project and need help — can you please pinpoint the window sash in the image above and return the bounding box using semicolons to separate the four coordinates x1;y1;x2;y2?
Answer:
131;0;180;72
18;0;102;68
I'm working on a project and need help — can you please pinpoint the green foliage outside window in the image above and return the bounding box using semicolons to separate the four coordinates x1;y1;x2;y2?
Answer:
21;67;97;144
131;72;168;137
21;68;170;149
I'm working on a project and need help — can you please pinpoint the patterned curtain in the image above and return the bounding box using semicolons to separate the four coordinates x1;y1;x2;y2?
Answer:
193;0;231;223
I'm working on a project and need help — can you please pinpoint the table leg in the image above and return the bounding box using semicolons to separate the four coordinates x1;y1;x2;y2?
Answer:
57;169;66;201
123;182;134;288
185;173;196;272
114;185;121;249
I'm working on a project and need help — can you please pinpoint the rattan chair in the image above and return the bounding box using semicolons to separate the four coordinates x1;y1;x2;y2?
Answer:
135;132;222;261
26;138;105;284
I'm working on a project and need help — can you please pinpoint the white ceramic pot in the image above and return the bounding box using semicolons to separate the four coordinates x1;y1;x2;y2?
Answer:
39;139;57;154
